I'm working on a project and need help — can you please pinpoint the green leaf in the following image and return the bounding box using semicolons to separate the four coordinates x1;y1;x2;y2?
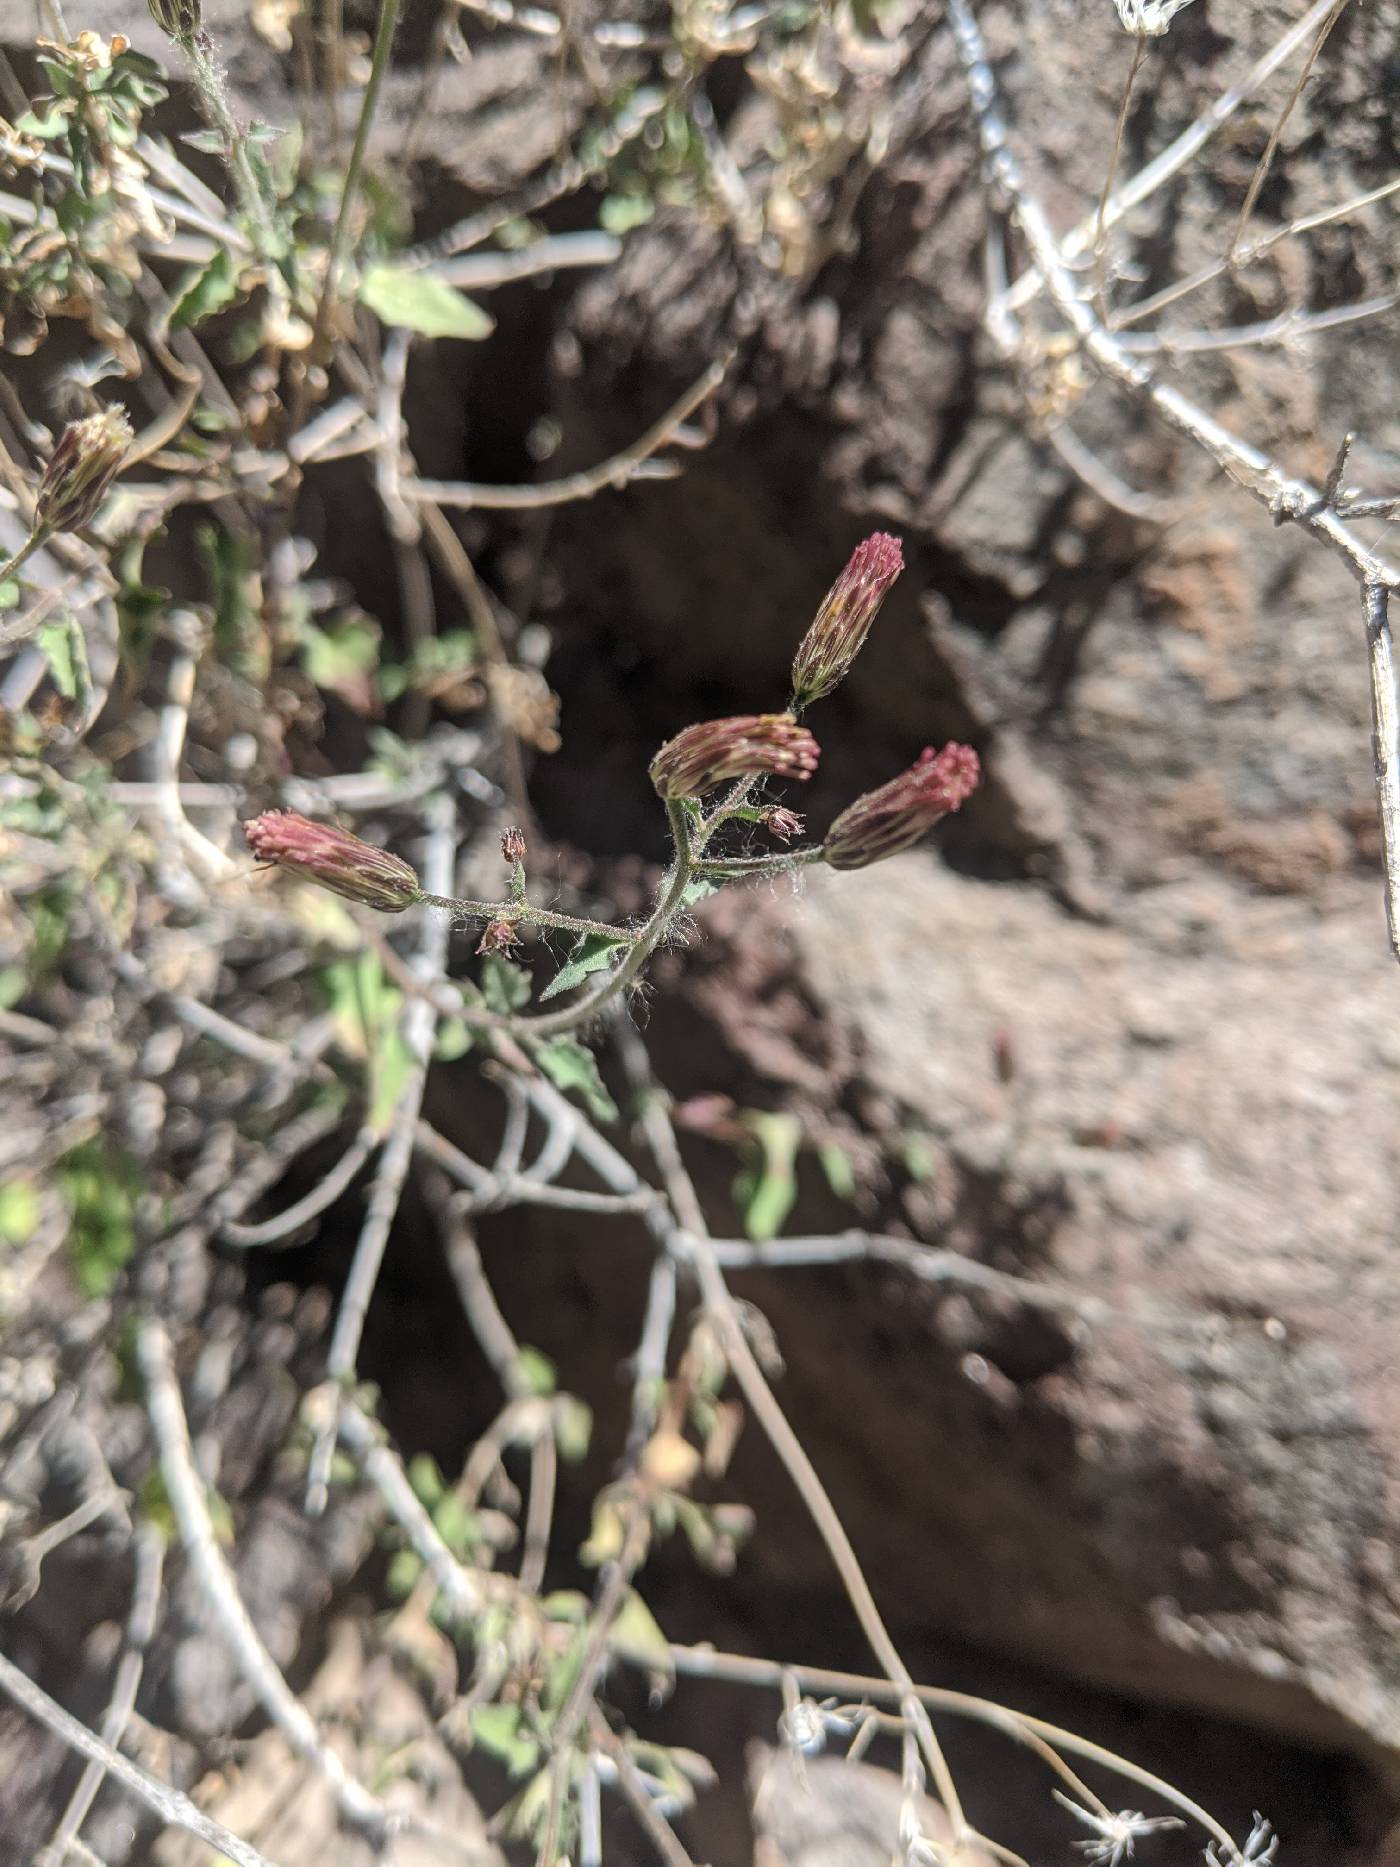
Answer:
0;580;19;610
0;1180;40;1245
553;1395;593;1463
470;1704;540;1778
509;1345;556;1397
735;1110;801;1241
539;929;630;1001
599;193;654;234
170;247;243;330
817;1140;857;1201
0;966;25;1010
359;265;495;341
679;875;718;910
433;1018;474;1062
36;617;84;702
299;614;381;703
607;1589;673;1686
407;1452;445;1508
480;953;531;1014
58;1139;138;1299
528;1035;618;1123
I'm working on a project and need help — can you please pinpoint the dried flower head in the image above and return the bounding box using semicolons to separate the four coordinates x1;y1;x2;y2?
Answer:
34;406;133;537
147;0;201;39
822;743;980;870
649;713;819;801
477;917;521;955
763;806;804;841
1053;1796;1185;1867
243;810;421;912
1112;0;1196;33
501;826;527;865
790;532;903;707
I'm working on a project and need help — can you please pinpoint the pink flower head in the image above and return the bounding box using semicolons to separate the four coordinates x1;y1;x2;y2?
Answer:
649;712;819;801
823;743;980;870
790;533;904;708
34;407;133;537
243;810;421;911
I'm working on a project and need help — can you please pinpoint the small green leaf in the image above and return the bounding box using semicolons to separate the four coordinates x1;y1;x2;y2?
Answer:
58;1139;138;1299
0;966;25;1010
480;953;531;1014
299;614;381;705
433;1018;474;1062
470;1704;540;1778
0;1180;40;1245
736;1110;801;1241
528;1035;618;1123
599;194;654;234
37;617;85;702
817;1140;857;1201
553;1394;593;1463
359;265;495;341
510;1345;556;1397
607;1589;673;1686
679;875;718;910
407;1452;445;1508
170;247;243;329
539;929;630;1001
0;580;19;611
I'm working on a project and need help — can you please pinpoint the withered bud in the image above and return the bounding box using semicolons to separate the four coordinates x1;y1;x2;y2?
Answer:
823;743;980;871
649;713;819;801
501;826;527;865
763;806;804;842
34;406;133;537
790;532;903;708
243;810;421;911
477;917;521;955
147;0;201;39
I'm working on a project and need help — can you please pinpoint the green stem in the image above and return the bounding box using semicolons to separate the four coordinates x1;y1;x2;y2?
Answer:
183;34;282;274
306;0;401;365
691;846;827;879
506;798;698;1039
416;893;636;944
0;528;47;585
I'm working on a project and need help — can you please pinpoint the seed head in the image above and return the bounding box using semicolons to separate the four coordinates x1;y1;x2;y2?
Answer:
34;407;133;537
243;810;422;912
649;713;819;801
477;917;521;955
147;0;201;39
763;806;804;842
1112;0;1196;33
790;532;903;707
822;743;980;870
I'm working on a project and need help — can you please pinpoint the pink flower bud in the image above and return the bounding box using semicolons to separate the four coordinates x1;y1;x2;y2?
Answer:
243;810;422;911
763;806;804;842
790;533;903;707
477;917;521;954
34;406;133;537
501;826;527;865
823;743;980;870
649;713;819;801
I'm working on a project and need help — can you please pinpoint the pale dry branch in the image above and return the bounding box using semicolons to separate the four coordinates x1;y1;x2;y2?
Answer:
138;1317;387;1839
0;1648;277;1867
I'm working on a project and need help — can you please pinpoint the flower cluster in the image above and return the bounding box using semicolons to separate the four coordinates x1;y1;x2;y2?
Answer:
649;713;819;801
823;743;980;870
243;810;422;912
790;532;904;707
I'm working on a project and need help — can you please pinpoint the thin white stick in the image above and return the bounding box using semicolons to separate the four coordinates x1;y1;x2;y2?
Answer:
1000;0;1344;314
307;801;457;1511
219;1125;378;1249
39;1524;164;1867
0;1648;279;1867
138;1317;387;1837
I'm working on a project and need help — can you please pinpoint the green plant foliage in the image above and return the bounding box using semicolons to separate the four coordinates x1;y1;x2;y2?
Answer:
527;1035;619;1123
57;1138;138;1298
735;1109;802;1240
359;265;494;341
